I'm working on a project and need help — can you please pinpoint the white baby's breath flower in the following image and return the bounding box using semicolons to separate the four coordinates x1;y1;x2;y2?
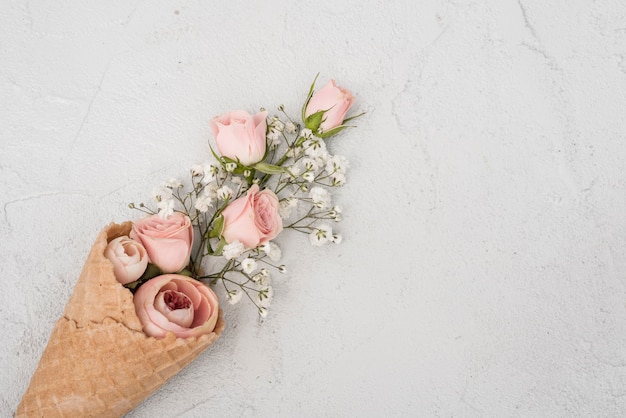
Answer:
303;137;328;159
303;172;315;183
191;163;217;184
259;286;274;307
278;265;287;273
301;157;320;171
228;289;243;305
256;268;271;286
300;128;313;139
217;185;234;201
267;130;280;141
216;165;228;181
272;119;285;132
279;198;298;219
241;258;257;274
269;136;282;149
325;155;350;174
330;172;346;186
288;165;302;177
165;178;183;189
152;185;172;202
330;233;343;244
225;162;237;172
309;187;331;209
157;199;175;218
223;241;245;260
258;307;268;318
191;164;204;176
285;121;297;134
262;242;282;261
309;224;332;246
194;193;214;213
267;118;283;142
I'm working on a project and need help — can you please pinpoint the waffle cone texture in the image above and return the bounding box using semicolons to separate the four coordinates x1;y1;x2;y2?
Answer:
16;222;225;417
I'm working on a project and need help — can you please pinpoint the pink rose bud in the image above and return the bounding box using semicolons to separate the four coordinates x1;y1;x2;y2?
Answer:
130;213;193;274
304;80;354;133
133;274;219;339
221;184;283;249
209;110;268;166
104;236;149;285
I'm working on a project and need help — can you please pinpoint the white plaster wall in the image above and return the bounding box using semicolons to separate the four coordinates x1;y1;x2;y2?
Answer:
2;0;626;416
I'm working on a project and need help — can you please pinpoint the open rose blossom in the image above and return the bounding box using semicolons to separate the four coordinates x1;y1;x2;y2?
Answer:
134;274;219;338
104;236;149;285
209;109;268;166
130;212;193;273
305;80;354;133
221;184;282;249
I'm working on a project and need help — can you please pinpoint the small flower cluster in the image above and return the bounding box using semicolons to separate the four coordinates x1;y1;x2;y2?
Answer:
127;76;362;318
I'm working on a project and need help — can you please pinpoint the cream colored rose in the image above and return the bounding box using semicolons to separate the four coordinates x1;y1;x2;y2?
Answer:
104;236;149;285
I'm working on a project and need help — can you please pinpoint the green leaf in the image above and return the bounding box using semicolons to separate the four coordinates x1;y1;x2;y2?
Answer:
254;162;287;175
208;214;225;238
123;263;162;294
301;73;320;122
206;237;227;256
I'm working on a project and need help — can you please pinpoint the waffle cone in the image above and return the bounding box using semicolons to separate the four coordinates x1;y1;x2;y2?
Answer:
16;222;225;417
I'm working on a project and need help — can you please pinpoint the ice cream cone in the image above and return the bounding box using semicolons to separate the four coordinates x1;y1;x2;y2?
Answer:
16;222;225;417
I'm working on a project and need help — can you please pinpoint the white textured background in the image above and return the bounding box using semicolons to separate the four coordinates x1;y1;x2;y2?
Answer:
3;0;626;416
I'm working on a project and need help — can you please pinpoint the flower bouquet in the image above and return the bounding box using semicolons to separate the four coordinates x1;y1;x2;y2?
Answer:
16;76;361;417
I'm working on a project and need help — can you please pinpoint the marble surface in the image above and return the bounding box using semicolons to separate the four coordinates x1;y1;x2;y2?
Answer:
3;0;626;416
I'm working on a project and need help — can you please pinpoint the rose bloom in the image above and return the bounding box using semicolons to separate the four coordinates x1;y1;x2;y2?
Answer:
305;80;354;132
134;274;219;338
104;236;149;285
221;184;283;249
130;212;193;273
209;110;268;166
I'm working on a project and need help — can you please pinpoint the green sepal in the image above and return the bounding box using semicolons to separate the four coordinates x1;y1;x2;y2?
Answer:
317;124;354;138
304;109;325;132
254;162;287;175
342;111;366;124
209;143;222;163
301;73;320;122
210;143;255;175
208;214;225;239
177;268;193;277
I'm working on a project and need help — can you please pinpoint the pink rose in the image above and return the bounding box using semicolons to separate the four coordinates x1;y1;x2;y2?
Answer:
221;184;283;249
134;274;219;339
130;213;193;273
305;80;354;133
209;110;268;166
104;236;149;285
